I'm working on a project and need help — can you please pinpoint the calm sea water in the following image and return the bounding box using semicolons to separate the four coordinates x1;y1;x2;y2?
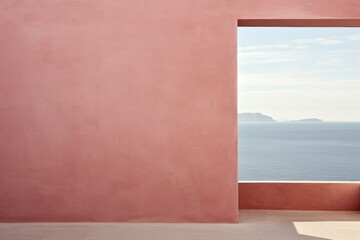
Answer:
238;122;360;181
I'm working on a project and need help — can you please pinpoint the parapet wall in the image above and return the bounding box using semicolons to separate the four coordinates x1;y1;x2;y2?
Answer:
239;182;360;211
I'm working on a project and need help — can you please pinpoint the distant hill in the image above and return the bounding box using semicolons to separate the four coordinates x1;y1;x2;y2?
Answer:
238;113;276;122
287;118;323;123
238;113;324;123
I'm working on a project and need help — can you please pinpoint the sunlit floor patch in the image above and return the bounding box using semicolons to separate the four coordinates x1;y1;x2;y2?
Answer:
294;221;360;240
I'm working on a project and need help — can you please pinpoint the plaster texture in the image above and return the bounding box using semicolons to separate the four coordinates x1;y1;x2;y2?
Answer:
1;0;360;222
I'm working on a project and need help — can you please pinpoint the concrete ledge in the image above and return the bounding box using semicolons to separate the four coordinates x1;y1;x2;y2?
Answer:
239;182;360;211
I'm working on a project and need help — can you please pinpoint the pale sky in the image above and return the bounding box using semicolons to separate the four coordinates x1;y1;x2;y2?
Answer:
237;27;360;121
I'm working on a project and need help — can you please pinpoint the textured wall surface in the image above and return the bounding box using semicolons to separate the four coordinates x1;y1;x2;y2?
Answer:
1;0;360;222
239;183;360;211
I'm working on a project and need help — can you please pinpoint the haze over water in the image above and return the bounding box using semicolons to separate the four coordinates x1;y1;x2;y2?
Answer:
237;27;360;122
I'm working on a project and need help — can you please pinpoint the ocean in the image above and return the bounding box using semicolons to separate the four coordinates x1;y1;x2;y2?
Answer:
238;122;360;181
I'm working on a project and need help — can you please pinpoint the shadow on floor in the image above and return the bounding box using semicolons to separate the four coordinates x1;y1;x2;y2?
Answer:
239;210;360;240
0;211;358;240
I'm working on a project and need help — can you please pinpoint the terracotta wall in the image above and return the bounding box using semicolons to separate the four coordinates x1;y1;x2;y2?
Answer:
239;183;360;211
1;0;360;223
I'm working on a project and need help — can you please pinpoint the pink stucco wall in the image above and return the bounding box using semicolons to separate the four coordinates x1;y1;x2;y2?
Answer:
1;0;360;223
239;183;360;211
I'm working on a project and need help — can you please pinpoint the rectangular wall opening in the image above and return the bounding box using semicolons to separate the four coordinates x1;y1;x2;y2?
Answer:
237;25;360;182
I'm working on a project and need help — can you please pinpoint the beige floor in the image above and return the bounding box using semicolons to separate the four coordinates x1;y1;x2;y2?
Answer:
0;211;359;240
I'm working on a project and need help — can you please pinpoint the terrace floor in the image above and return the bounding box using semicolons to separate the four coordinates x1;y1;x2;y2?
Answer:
0;210;359;240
